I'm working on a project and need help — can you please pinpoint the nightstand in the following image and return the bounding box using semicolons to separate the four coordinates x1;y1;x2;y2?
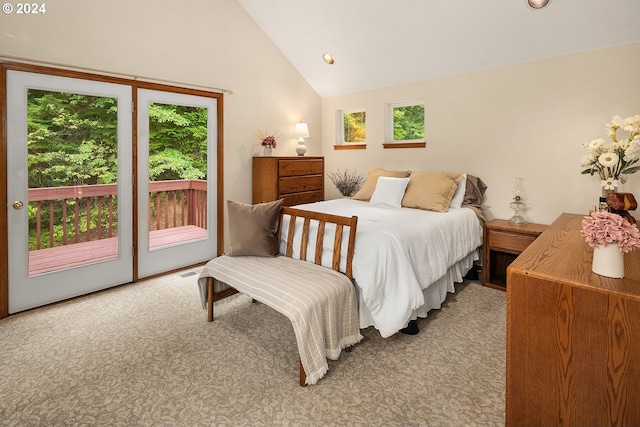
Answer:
482;219;547;290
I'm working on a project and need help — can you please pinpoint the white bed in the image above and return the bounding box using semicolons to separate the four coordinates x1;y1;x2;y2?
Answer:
280;198;483;338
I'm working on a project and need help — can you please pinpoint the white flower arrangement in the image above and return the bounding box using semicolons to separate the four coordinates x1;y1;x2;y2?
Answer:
580;114;640;191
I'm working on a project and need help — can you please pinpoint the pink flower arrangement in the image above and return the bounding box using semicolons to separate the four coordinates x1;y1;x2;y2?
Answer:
257;129;278;149
581;211;640;254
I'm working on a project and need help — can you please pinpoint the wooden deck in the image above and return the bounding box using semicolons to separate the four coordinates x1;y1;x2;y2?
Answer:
28;225;208;276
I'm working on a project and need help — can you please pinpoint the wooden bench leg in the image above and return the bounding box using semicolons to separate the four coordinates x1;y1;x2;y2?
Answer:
299;360;307;387
207;278;214;322
345;345;353;353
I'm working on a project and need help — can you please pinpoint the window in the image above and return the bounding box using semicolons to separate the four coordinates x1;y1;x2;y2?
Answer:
386;101;425;147
336;109;366;149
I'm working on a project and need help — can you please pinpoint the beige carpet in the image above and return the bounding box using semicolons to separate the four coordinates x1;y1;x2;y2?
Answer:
0;270;506;427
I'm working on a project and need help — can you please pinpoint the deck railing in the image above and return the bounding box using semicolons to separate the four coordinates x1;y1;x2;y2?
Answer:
27;179;207;250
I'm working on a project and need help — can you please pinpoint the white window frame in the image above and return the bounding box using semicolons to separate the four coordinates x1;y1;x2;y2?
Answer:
336;108;367;145
386;100;425;144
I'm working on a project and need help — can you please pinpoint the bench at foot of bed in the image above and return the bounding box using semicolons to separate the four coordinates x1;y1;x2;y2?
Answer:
198;206;363;386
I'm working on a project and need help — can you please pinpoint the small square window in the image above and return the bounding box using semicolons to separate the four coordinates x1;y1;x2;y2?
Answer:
338;109;366;144
388;101;425;143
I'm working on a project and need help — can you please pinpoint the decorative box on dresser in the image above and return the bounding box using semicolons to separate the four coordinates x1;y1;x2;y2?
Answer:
506;213;640;427
482;219;547;290
252;156;324;206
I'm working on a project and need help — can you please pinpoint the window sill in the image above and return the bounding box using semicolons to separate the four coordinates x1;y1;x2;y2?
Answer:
334;144;366;150
383;142;426;149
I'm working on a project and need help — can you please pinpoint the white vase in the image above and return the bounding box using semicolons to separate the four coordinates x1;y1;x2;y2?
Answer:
592;244;624;278
263;147;272;156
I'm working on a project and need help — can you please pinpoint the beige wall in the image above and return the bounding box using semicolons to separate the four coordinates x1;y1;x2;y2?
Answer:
0;0;321;245
2;2;639;228
321;43;640;225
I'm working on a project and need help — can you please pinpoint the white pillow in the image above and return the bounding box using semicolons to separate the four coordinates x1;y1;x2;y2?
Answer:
449;173;467;209
369;176;410;208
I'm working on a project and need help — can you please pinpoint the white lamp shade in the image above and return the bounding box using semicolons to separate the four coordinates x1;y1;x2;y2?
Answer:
294;122;310;138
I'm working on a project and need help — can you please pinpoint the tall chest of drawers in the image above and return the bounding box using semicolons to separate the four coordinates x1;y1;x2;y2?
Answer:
252;156;324;206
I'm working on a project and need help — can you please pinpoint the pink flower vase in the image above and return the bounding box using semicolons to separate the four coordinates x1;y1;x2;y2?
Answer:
591;244;624;278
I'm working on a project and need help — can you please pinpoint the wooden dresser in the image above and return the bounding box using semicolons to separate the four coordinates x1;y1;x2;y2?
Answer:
506;213;640;427
252;156;324;206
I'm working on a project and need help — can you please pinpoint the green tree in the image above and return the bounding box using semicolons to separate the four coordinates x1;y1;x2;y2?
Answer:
344;111;366;143
393;104;424;141
25;92;209;249
27;94;209;188
27;90;118;188
148;103;207;181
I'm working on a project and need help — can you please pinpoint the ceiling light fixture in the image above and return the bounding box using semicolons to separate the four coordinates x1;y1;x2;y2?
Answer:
528;0;550;8
322;53;335;65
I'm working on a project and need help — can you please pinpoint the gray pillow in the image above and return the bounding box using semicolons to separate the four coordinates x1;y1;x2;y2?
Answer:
227;199;284;257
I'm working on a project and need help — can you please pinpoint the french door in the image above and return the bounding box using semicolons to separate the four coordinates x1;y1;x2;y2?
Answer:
136;89;217;278
5;70;220;314
6;70;133;313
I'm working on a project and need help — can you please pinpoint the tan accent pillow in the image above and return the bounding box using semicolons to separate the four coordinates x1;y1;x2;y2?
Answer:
401;171;464;212
352;168;411;201
227;199;284;257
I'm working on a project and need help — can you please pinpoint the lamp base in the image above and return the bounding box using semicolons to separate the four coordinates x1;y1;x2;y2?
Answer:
508;214;528;225
296;141;307;156
509;201;528;224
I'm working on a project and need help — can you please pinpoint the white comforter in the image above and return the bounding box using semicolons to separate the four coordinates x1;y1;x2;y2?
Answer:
283;199;483;338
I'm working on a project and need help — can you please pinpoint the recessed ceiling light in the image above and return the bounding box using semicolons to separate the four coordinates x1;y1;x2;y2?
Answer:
528;0;550;8
322;53;335;65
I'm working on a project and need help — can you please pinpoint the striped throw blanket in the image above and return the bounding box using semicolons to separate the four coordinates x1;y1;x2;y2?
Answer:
198;255;363;385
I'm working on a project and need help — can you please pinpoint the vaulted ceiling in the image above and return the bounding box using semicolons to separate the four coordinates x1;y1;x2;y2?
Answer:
238;0;640;98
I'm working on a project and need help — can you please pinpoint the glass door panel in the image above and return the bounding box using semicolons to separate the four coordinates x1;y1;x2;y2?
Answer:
7;71;133;313
147;102;208;250
26;89;120;275
137;90;217;278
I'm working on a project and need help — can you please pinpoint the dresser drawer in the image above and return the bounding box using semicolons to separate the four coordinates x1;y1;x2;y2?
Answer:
281;190;324;206
279;175;323;194
279;159;323;177
488;230;536;254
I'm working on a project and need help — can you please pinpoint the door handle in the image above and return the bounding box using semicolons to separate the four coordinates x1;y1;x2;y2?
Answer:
12;200;24;210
